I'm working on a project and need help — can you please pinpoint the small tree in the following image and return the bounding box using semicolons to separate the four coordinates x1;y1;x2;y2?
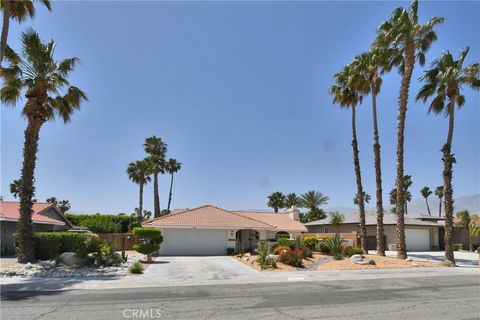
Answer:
329;212;345;234
132;227;163;263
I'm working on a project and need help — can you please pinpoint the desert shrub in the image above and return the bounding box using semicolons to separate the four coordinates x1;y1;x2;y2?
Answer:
278;248;303;267
334;253;344;260
368;259;376;265
304;237;320;251
277;238;295;248
273;245;290;255
320;235;345;255
132;227;163;262
345;246;363;257
129;262;143;274
92;241;122;266
15;232;102;260
255;240;276;269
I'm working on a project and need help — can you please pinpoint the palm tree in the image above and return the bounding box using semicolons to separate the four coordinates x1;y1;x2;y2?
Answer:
329;64;368;254
1;0;51;62
284;193;301;209
375;0;443;259
420;187;433;215
143;136;167;218
127;159;152;215
403;175;413;215
300;190;329;211
267;192;285;213
1;30;87;263
10;178;23;198
354;192;371;205
416;47;479;264
329;211;345;234
434;186;444;217
350;49;386;256
165;158;182;213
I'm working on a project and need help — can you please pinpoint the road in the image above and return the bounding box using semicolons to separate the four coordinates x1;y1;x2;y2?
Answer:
1;274;479;320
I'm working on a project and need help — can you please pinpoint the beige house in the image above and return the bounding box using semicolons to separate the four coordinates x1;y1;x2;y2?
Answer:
143;205;307;255
305;214;442;251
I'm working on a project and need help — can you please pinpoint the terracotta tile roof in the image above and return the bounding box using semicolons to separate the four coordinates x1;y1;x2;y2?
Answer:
304;214;442;227
144;205;307;232
0;201;69;226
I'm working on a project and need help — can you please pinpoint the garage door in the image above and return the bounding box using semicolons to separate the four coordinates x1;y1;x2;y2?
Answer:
405;228;430;251
161;229;228;256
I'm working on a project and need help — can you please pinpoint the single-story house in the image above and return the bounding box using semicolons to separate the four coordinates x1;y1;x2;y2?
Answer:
0;201;73;254
304;214;442;251
143;205;307;256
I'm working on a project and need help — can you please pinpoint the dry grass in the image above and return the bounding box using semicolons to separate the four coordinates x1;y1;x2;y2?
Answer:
317;254;446;270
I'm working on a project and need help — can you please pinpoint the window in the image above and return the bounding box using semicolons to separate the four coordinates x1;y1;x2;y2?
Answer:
324;227;329;233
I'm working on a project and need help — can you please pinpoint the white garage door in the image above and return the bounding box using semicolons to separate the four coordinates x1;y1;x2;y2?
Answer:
405;228;430;251
161;229;228;256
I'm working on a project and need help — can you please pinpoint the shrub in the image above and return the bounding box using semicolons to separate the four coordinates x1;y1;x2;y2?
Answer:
368;259;376;265
65;213;135;233
278;248;303;267
14;232;102;260
132;227;163;262
273;245;290;255
277;238;295;248
453;243;461;251
92;241;122;267
255;240;275;269
320;235;345;255
129;262;143;274
303;237;320;251
345;246;363;257
334;253;344;260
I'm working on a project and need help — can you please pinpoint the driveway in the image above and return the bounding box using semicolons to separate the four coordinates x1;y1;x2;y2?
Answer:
371;250;479;267
143;256;256;282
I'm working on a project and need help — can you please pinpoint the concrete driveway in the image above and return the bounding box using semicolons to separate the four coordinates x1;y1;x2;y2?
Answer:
373;250;479;267
143;256;256;281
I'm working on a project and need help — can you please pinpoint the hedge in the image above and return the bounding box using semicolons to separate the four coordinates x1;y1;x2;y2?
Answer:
14;232;102;260
132;227;162;240
65;213;134;233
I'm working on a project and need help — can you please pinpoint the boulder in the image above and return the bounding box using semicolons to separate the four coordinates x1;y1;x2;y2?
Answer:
59;252;85;266
350;254;363;263
405;258;413;262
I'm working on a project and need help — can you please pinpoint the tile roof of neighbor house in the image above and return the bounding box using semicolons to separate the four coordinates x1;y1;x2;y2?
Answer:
144;205;307;232
0;201;71;226
304;214;442;227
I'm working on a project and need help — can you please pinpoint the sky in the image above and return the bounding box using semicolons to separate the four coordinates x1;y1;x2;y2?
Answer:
1;1;479;214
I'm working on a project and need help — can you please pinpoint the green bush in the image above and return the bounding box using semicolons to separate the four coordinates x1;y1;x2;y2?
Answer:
92;241;122;266
132;227;163;240
133;244;160;255
334;253;344;260
346;246;363;257
453;243;461;251
278;248;303;267
277;238;295;247
132;227;163;262
368;259;376;265
130;262;143;274
14;232;102;260
320;235;345;255
303;237;320;251
65;213;135;233
255;240;275;269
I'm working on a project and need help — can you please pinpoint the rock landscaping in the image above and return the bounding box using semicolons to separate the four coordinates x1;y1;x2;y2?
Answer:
0;253;144;278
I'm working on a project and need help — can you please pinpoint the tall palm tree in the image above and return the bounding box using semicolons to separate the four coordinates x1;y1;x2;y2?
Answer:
267;192;285;213
10;178;23;198
0;0;51;62
300;190;329;211
165;158;182;213
374;0;443;259
329;64;368;254
284;193;301;209
416;47;479;264
420;187;433;215
403;175;413;215
350;50;385;255
143;136;167;218
1;30;87;263
127;159;152;216
434;186;444;217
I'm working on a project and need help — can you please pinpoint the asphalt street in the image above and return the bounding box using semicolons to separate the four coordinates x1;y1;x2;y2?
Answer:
1;274;479;320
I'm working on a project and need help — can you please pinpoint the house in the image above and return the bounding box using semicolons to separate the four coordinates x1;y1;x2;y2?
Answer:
143;205;307;255
0;201;73;254
304;214;442;251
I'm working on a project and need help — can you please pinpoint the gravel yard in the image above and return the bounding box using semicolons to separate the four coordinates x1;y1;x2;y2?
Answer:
317;254;447;270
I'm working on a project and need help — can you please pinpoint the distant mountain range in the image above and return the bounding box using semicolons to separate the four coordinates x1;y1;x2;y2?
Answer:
326;194;480;216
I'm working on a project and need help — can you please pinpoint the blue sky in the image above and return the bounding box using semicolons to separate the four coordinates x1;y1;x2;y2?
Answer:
1;1;479;214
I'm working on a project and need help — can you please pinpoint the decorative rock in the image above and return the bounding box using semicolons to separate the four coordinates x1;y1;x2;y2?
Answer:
59;252;85;266
411;263;418;267
350;254;363;262
244;253;251;257
405;258;413;262
355;261;369;265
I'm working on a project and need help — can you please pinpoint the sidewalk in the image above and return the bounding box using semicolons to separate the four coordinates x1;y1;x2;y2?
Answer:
1;265;477;292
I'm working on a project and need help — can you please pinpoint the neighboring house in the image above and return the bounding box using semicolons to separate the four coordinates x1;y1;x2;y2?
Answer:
143;205;307;255
305;214;442;251
0;201;73;254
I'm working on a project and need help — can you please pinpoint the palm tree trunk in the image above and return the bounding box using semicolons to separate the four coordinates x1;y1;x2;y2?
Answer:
17;116;44;263
371;84;385;256
153;173;160;218
139;183;143;216
351;104;367;254
167;173;174;213
0;0;10;63
438;198;442;217
395;43;415;260
443;100;456;265
426;198;431;215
